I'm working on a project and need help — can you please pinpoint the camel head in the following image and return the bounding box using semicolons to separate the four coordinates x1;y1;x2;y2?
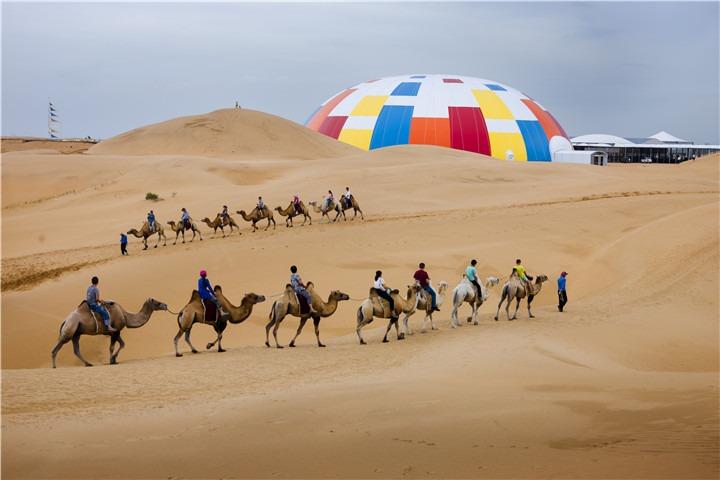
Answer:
243;292;266;305
147;298;169;311
166;221;175;226
127;228;139;236
436;281;449;294
330;290;350;302
201;217;211;223
237;210;246;215
486;276;500;287
275;206;283;212
308;201;317;206
535;275;548;284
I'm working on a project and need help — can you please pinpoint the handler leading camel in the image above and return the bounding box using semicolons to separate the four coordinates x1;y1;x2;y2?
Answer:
51;277;168;367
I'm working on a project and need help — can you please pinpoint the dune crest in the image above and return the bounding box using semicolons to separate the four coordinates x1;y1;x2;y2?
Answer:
89;108;359;159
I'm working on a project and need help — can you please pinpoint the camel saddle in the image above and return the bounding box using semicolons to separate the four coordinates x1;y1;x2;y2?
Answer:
201;299;220;324
368;288;397;317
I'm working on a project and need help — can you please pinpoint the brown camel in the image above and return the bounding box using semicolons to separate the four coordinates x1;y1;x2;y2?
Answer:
275;202;312;227
174;286;265;356
237;206;276;232
336;195;365;221
308;199;339;223
201;214;241;237
356;284;421;344
167;220;203;244
127;221;167;250
265;282;349;348
495;273;548;321
51;297;168;368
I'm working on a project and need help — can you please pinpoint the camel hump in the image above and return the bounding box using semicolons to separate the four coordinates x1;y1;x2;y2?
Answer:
368;287;378;297
214;285;222;292
189;290;201;303
305;281;314;290
390;289;400;295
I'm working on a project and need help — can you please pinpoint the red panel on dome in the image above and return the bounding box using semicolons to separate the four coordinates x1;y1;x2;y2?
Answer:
448;107;490;155
443;78;463;83
306;88;355;131
521;99;568;139
318;116;347;139
409;117;451;147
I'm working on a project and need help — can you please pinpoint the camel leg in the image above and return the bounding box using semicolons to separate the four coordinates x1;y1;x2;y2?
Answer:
206;329;225;352
356;307;372;345
495;291;506;321
108;333;117;364
359;209;364;220
173;328;184;357
394;317;404;340
154;233;160;248
71;334;92;367
184;329;199;353
173;232;179;245
143;237;148;250
162;232;167;246
270;217;276;230
110;334;125;364
382;318;393;343
50;337;71;368
289;317;308;347
402;313;413;335
511;298;520;321
181;230;186;244
472;304;479;325
190;230;196;242
528;295;535;318
272;318;284;349
313;316;325;347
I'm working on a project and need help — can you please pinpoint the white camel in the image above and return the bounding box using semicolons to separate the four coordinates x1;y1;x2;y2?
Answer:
402;281;449;335
450;275;500;327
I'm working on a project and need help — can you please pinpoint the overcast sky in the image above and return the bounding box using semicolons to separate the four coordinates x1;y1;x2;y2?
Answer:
2;2;718;143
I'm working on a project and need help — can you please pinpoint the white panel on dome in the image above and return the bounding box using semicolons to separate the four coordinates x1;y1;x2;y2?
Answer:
486;119;521;133
440;85;477;108
495;92;535;120
344;116;378;130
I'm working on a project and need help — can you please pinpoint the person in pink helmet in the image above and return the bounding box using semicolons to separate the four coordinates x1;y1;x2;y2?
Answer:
198;269;221;309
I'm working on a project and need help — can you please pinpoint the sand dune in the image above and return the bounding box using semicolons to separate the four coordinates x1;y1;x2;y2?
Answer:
1;137;95;154
1;115;718;479
88;108;360;159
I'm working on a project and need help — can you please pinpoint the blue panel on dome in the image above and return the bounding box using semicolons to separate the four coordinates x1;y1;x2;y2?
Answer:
485;84;506;91
370;105;414;149
517;120;550;161
410;75;426;79
391;82;421;96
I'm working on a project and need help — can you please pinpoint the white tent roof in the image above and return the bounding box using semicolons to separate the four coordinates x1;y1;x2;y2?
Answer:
649;131;688;143
570;134;634;146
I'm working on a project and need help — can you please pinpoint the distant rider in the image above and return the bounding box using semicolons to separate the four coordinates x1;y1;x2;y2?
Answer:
181;208;191;230
466;259;482;299
147;210;156;233
290;265;315;313
342;187;352;208
413;262;438;312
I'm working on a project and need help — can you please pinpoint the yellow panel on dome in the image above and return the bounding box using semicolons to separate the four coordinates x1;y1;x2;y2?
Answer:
338;129;373;150
489;132;527;161
473;90;514;120
351;96;389;116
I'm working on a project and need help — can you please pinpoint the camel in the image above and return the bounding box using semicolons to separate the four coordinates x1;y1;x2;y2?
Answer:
356;284;421;344
336;195;365;221
495;273;548;321
167;220;203;244
237;206;276;232
201;214;240;237
174;286;265;356
308;199;339;223
450;276;500;328
403;281;449;335
275;202;312;227
127;221;167;250
265;283;349;348
51;298;168;368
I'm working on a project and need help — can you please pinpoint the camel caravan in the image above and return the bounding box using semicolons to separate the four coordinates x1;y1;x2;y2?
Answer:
51;260;556;367
123;191;364;251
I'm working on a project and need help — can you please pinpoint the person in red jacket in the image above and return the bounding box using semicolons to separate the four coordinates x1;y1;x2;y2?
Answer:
413;262;439;312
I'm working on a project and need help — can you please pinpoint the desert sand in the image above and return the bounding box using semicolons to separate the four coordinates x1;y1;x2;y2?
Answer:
1;109;718;478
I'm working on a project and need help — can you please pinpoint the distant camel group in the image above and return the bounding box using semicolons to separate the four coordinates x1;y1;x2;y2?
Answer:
126;196;364;250
51;271;548;368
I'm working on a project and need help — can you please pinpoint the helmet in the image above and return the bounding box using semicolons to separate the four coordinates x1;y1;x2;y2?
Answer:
200;269;207;277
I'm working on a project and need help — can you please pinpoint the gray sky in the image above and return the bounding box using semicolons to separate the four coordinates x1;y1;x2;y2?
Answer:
2;2;719;143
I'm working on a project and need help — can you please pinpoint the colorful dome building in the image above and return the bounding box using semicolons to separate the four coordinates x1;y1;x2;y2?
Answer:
305;74;570;161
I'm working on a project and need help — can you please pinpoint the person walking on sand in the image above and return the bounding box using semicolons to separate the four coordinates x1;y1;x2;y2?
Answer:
120;232;128;256
86;276;116;332
558;271;568;312
414;262;439;312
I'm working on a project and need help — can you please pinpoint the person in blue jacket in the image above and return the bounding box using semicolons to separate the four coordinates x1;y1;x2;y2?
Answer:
147;210;156;233
557;271;568;312
120;232;128;255
198;269;221;310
